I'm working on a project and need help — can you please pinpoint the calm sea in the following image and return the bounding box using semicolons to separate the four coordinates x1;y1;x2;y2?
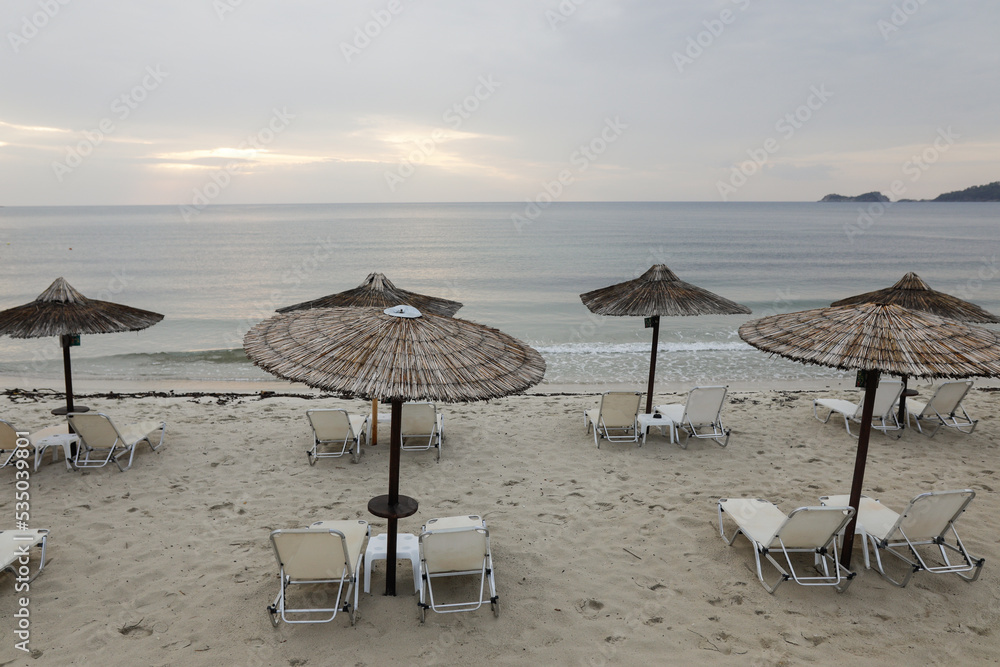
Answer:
1;202;997;387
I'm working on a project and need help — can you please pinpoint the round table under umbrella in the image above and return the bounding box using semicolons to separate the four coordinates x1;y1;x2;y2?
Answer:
830;272;1000;426
580;265;751;414
739;302;1000;568
0;277;164;416
276;272;463;445
244;305;544;595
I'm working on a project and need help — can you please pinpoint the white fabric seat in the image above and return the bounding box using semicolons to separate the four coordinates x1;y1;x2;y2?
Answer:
584;392;641;448
654;385;730;448
813;380;903;437
718;498;856;594
268;520;369;626
905;380;977;437
67;413;165;472
0;529;50;583
418;515;498;621
820;490;983;587
399;402;443;460
306;409;367;465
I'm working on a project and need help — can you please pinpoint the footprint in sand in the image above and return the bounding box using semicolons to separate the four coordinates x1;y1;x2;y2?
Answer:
577;598;605;618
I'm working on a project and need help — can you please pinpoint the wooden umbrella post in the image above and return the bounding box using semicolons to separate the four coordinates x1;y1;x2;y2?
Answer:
61;333;75;415
841;369;880;569
645;315;660;415
371;399;378;445
367;398;418;597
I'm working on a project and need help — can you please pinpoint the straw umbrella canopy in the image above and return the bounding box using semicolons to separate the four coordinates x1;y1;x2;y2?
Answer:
738;302;1000;567
244;304;544;595
580;265;751;413
276;272;463;316
831;272;1000;424
831;272;1000;323
276;272;463;444
0;277;164;415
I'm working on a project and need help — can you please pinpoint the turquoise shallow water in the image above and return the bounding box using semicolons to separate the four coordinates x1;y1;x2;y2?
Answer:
0;202;997;386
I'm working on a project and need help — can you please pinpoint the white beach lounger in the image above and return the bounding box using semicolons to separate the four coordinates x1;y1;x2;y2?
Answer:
905;380;977;437
67;413;166;472
306;409;367;465
1;529;50;583
820;490;984;587
584;392;641;448
268;520;369;626
813;379;903;437
400;402;443;461
418;515;498;621
718;498;856;594
655;385;730;448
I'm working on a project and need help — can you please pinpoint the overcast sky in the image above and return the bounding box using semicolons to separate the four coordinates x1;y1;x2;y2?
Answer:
1;1;998;206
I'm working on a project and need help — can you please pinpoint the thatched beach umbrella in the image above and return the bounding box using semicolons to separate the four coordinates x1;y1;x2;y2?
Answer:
244;304;544;595
277;272;463;444
276;272;463;316
580;265;751;414
831;272;1000;425
0;278;164;415
739;302;1000;567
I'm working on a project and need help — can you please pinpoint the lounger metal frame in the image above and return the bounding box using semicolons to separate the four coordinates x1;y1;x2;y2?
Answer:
268;521;369;626
0;529;50;583
655;386;731;448
418;516;498;622
306;409;366;465
585;392;641;448
906;380;978;437
718;499;856;594
399;402;443;461
67;413;165;472
822;490;984;588
812;380;903;438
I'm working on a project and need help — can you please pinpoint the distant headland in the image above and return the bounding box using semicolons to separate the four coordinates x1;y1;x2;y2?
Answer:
820;180;1000;203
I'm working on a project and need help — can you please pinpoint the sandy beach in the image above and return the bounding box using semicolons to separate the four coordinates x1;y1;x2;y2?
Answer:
1;379;998;665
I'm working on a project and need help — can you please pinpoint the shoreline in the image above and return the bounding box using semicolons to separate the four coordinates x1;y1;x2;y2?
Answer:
3;374;999;399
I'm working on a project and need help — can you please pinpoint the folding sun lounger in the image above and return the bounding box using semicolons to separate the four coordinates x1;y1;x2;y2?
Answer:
813;379;903;437
67;413;166;472
306;409;367;465
820;490;984;587
268;520;370;626
1;529;50;583
400;402;444;461
418;515;498;621
905;380;978;437
718;498;856;594
584;392;641;448
655;385;731;448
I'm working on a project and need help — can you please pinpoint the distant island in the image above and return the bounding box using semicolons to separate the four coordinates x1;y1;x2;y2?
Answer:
820;180;1000;203
819;192;890;203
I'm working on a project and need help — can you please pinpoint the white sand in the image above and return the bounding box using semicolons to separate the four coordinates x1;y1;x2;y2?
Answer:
1;380;998;665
